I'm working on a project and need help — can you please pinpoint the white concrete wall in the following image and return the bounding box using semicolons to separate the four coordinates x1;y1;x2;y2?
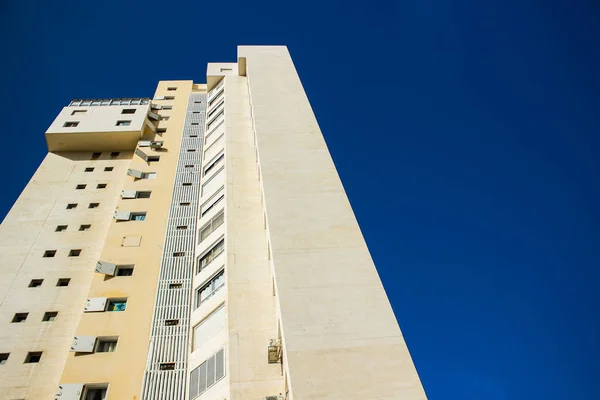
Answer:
46;104;149;134
239;45;428;400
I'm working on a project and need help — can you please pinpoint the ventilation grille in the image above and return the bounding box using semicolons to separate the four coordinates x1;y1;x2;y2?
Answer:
141;93;206;400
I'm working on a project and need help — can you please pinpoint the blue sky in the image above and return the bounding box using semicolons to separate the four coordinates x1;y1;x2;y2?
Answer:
2;0;599;398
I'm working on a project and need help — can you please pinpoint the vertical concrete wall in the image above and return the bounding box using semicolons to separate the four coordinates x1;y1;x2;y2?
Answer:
239;46;428;400
225;74;284;400
0;151;130;399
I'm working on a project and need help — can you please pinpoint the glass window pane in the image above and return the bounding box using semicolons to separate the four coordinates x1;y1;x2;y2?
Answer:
206;355;216;388
198;362;207;394
215;349;225;381
189;367;199;399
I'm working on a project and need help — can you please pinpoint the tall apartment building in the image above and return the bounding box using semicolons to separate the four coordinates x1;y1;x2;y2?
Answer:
0;46;428;400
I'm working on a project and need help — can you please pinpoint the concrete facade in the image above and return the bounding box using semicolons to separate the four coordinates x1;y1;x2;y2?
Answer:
0;46;427;400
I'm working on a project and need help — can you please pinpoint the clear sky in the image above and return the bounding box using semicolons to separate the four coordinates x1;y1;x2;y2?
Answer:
2;0;599;398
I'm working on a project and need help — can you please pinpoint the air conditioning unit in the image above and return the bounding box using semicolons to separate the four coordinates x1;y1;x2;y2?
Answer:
150;141;164;150
264;396;285;400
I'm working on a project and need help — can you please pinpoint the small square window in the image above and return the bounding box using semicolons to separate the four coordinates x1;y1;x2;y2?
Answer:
68;249;81;257
165;96;175;100
29;279;43;288
160;363;175;370
79;224;91;231
176;226;187;230
165;319;179;326
104;167;114;171
180;202;190;206
85;387;107;398
147;156;160;162
110;152;120;157
136;191;151;199
116;266;134;276
173;252;185;257
157;128;167;134
91;152;101;160
121;109;136;114
107;299;127;312
96;338;118;352
43;250;56;258
55;225;68;232
84;167;94;172
97;183;107;189
66;203;78;209
131;212;147;221
0;353;9;365
12;313;28;323
63;122;79;128
169;283;182;289
42;312;58;322
167;87;177;91
24;352;42;363
76;184;86;190
71;110;86;115
116;120;131;126
89;203;99;209
56;278;71;287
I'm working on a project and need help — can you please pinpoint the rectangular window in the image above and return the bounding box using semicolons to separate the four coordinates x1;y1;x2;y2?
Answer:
141;172;157;179
29;279;43;288
106;299;127;312
147;155;160;162
96;338;118;353
96;183;107;189
85;167;94;172
55;225;68;232
116;266;134;276
180;202;190;206
0;353;8;365
165;96;175;100
162;105;173;110
196;269;225;307
167;87;177;91
200;188;224;217
208;89;224;106
187;149;197;152
189;349;225;398
199;211;224;243
207;110;224;129
104;166;114;171
63;121;79;127
43;250;56;258
121;109;136;114
157;128;167;133
56;278;71;287
110;152;120;157
24;352;42;363
116;120;131;126
91;152;101;160
79;224;91;231
160;363;175;370
76;184;86;190
207;100;224;118
197;240;224;274
182;182;192;187
160;116;170;121
177;226;188;230
165;319;179;326
192;304;225;351
42;312;58;322
68;249;81;257
66;203;78;209
169;283;182;289
173;252;185;257
12;313;28;323
84;387;107;399
136;191;151;198
71;110;87;115
89;202;99;209
203;153;224;177
130;212;147;221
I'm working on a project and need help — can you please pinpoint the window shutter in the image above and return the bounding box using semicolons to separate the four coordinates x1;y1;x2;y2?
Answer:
56;383;84;399
189;368;200;399
84;297;107;312
70;336;96;353
113;210;131;221
135;148;149;162
148;111;160;121
95;261;117;275
121;190;137;199
127;169;143;178
215;348;225;381
138;140;152;147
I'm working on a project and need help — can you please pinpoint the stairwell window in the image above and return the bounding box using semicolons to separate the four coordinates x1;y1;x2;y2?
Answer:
196;270;225;307
197;239;224;273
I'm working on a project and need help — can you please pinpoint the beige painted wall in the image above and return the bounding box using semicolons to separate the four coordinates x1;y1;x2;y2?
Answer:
56;81;195;399
239;45;428;400
0;151;131;399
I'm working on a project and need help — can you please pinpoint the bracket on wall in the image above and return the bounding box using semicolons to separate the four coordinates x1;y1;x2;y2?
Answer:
268;339;282;364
